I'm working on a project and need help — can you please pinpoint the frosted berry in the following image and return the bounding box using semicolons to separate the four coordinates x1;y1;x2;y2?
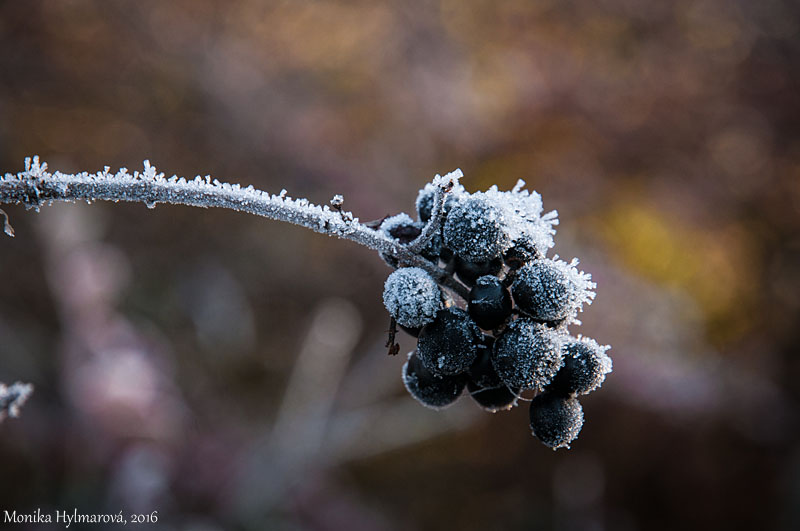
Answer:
512;259;580;322
454;256;503;287
503;237;541;270
467;381;520;412
492;318;563;390
383;267;441;328
399;324;421;338
547;337;612;396
402;351;466;409
380;213;421;243
417;307;482;377
415;185;460;223
467;338;520;412
529;393;584;449
467;335;497;388
416;187;435;223
468;275;513;330
379;213;441;265
443;194;508;263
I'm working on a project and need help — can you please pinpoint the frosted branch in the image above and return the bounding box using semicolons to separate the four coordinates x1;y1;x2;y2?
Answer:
0;157;468;299
0;381;33;422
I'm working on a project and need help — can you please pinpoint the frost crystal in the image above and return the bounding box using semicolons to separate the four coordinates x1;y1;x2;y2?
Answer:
481;182;559;256
492;318;564;391
383;267;442;328
0;157;414;264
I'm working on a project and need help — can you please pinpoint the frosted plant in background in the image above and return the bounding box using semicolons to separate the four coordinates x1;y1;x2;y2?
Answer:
0;381;34;422
0;156;611;448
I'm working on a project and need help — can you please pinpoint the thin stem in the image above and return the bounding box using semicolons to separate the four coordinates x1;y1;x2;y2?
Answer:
0;208;14;237
1;157;469;300
406;170;458;254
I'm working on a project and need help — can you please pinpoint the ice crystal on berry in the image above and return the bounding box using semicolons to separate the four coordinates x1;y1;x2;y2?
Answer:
492;318;564;391
383;267;442;328
443;193;509;263
548;337;612;396
402;351;466;410
529;393;585;449
417;307;482;377
512;258;596;324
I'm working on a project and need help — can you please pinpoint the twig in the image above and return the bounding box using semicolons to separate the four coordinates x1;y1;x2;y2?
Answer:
0;157;469;299
0;208;14;237
385;317;400;356
406;169;458;254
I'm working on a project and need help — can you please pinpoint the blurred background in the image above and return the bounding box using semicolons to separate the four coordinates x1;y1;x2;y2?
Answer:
0;1;798;529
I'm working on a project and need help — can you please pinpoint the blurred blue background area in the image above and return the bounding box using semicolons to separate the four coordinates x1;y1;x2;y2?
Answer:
0;1;798;529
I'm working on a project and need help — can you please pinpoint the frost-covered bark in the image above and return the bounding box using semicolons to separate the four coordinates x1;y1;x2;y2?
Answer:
0;157;469;299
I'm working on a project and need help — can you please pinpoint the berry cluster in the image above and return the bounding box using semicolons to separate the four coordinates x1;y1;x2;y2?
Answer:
381;173;612;449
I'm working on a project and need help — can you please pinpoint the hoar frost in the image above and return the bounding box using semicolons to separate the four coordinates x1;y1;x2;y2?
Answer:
492;318;564;391
417;307;482;377
0;157;613;448
443;193;508;262
548;337;613;396
511;258;596;324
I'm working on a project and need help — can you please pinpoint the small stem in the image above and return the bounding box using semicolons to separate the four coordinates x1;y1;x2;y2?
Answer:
406;171;456;254
0;157;469;299
0;208;14;237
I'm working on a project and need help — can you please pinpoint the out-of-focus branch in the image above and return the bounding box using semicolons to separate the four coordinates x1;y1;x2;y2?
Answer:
0;381;33;422
1;157;468;300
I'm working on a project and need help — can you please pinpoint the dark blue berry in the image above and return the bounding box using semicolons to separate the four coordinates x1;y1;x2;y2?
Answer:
492;318;563;391
399;324;421;338
439;246;454;263
467;338;520;412
417;307;482;377
467;380;520;412
467;335;497;388
443;194;508;262
468;275;513;330
402;351;466;409
511;259;578;322
379;214;441;265
547;338;612;396
383;267;441;328
529;392;584;449
503;237;541;270
454;256;503;287
416;187;460;223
